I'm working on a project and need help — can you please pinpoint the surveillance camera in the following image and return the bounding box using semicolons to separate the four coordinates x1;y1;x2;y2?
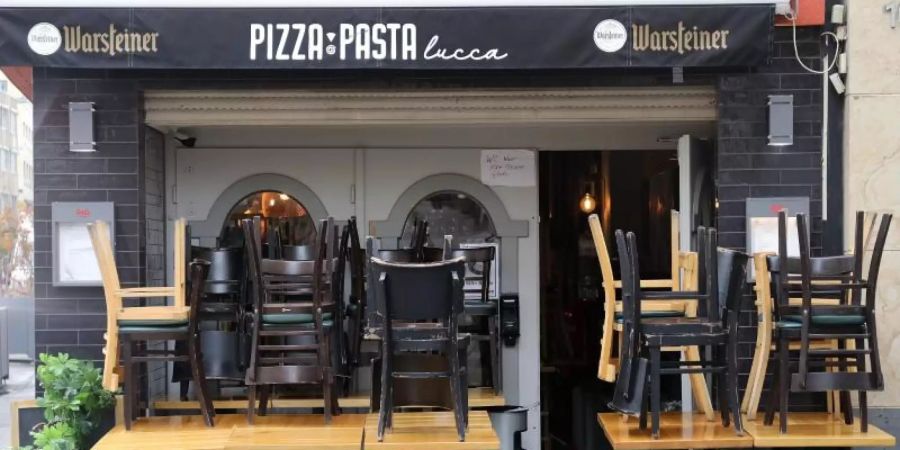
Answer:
173;131;197;148
829;73;846;95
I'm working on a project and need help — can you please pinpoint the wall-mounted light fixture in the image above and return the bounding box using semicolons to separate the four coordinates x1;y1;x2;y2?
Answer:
579;182;597;214
68;102;96;152
767;94;794;147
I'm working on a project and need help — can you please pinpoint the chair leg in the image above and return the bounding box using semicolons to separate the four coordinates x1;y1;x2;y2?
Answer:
488;316;501;394
323;332;334;424
377;344;390;441
859;391;868;432
639;389;648;431
450;340;467;442
189;336;215;427
246;384;256;424
258;385;271;417
778;334;789;434
716;344;730;428
841;391;854;425
650;346;661;440
727;340;743;435
763;335;779;427
123;338;133;431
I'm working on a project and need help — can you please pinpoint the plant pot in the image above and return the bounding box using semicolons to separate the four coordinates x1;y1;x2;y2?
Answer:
14;402;116;449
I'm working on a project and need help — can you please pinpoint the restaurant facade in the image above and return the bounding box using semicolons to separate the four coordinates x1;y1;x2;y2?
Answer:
0;1;855;448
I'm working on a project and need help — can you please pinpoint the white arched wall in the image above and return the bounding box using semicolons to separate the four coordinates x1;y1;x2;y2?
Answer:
167;144;540;448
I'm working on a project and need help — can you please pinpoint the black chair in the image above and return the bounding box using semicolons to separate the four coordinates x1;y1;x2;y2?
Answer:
242;217;339;423
371;257;468;442
764;211;892;433
338;218;366;371
120;260;215;430
449;245;501;394
611;227;745;439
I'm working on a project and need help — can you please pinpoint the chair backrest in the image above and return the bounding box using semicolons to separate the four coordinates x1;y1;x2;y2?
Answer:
852;211;892;308
717;247;749;318
186;259;211;335
371;257;466;322
449;246;495;302
615;226;719;326
194;247;243;295
251;218;333;308
283;245;315;261
87;220;122;314
173;218;187;307
588;214;620;308
378;249;419;263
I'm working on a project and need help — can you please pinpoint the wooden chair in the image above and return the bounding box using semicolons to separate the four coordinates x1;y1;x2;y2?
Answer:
742;252;846;420
764;211;892;433
88;219;188;392
242;217;339;423
120;261;215;429
588;211;714;419
611;227;745;439
370;257;468;442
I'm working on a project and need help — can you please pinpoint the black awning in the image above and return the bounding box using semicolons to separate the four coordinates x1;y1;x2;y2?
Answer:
0;5;773;70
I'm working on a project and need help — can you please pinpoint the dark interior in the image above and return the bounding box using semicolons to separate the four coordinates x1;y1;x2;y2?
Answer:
538;150;681;450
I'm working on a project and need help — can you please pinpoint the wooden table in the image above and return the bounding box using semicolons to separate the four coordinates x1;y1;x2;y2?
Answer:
597;412;753;449
743;412;896;448
363;411;499;449
92;414;367;450
152;388;505;411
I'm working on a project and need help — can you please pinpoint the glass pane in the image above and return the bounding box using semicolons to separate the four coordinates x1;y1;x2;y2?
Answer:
401;191;497;248
218;191;316;248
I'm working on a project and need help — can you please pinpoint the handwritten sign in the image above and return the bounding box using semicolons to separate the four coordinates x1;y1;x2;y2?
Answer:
481;150;535;187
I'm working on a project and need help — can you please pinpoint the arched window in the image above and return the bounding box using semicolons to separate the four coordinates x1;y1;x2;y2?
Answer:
401;191;497;248
218;191;316;248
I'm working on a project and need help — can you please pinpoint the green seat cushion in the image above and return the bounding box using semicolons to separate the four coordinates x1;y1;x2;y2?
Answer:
614;310;684;324
118;318;188;327
775;320;802;329
262;312;333;325
783;315;866;326
118;318;188;333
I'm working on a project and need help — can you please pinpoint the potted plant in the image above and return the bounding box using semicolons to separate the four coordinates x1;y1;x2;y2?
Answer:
24;353;116;449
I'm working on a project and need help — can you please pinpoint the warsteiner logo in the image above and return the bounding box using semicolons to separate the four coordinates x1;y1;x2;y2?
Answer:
62;24;159;56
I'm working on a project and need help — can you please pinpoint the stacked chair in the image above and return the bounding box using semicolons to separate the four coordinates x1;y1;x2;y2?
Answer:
762;211;892;433
370;256;469;442
608;225;746;439
89;219;214;429
588;211;715;418
242;216;340;423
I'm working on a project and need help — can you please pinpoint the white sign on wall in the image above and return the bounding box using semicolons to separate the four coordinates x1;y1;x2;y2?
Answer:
481;149;535;187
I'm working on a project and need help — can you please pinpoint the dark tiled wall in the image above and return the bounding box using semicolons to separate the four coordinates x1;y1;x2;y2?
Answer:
34;76;141;365
717;26;826;410
142;126;168;393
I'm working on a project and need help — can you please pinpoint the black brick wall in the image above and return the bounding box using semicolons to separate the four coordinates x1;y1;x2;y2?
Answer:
34;76;141;364
717;25;827;410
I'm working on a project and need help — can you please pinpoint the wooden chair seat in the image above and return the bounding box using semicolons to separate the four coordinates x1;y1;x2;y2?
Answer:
640;317;726;335
261;312;334;324
118;305;190;323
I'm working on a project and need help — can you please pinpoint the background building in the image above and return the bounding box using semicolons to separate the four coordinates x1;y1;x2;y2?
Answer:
844;0;900;436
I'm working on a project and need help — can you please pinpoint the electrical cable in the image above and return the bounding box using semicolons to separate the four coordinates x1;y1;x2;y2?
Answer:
787;0;841;74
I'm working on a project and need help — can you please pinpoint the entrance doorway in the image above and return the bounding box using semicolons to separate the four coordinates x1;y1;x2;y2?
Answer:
538;143;715;449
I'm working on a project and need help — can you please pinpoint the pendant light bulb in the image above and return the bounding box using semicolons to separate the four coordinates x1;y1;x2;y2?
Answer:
579;192;597;214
